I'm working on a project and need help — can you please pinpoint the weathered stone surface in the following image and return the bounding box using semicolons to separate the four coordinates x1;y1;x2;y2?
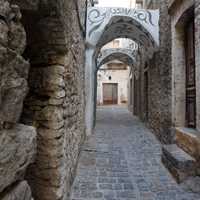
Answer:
8;5;26;53
0;1;26;53
28;67;65;93
147;0;172;144
0;48;29;128
129;0;173;144
0;1;35;199
176;127;200;161
0;124;36;193
10;0;39;11
20;1;86;199
0;0;29;129
0;0;11;18
0;181;33;200
0;20;9;46
162;144;197;183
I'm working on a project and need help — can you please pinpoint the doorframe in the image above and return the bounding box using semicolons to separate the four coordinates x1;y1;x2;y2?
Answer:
184;15;196;128
102;83;118;105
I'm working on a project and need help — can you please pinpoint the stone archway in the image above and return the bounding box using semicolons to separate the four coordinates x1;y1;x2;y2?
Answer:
97;48;136;70
85;7;159;136
93;47;138;125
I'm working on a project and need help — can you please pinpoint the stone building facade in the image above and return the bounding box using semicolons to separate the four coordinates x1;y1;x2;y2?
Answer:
128;0;200;182
131;0;200;139
162;0;200;182
0;0;86;199
130;0;200;144
129;0;173;143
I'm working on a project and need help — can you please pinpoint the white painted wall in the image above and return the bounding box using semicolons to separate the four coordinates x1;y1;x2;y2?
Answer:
97;0;136;8
97;64;129;105
101;39;138;51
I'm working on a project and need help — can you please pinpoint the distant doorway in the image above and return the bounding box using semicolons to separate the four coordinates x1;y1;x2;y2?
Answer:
103;83;118;105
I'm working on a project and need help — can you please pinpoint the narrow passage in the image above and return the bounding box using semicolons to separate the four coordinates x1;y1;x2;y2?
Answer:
71;106;200;200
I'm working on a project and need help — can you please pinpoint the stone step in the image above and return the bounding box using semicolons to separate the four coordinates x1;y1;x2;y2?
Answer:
175;127;200;161
162;144;197;183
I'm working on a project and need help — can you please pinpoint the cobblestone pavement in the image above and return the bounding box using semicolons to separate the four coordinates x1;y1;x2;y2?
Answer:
70;106;200;200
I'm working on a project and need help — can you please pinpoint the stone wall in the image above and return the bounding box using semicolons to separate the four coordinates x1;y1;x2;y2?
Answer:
148;0;172;144
19;1;86;199
139;0;200;143
0;0;37;199
0;125;36;200
133;0;173;143
0;0;86;200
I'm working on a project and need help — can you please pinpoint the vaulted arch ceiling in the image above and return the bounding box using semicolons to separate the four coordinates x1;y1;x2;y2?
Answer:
85;7;159;136
97;48;137;70
86;7;159;59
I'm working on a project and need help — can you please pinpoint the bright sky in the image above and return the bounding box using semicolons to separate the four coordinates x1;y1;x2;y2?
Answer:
97;0;136;8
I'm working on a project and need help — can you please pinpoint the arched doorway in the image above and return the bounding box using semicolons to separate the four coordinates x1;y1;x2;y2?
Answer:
85;7;159;135
94;46;138;122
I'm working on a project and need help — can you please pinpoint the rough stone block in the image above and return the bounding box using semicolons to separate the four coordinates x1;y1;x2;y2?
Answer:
0;6;29;128
10;0;39;11
0;50;30;128
0;124;37;193
176;127;200;161
0;181;33;200
162;144;197;183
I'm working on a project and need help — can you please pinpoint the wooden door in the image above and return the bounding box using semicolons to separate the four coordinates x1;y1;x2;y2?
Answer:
103;83;118;105
185;19;196;128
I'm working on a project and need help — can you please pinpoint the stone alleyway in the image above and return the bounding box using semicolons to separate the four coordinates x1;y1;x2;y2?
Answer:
71;106;200;200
